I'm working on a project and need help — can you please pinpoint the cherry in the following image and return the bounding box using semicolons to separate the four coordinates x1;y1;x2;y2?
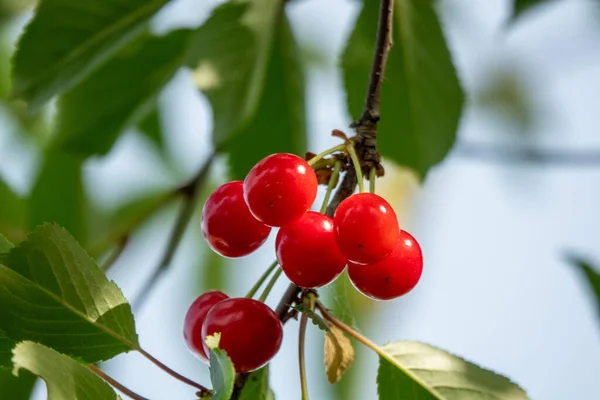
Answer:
202;298;283;373
202;181;271;258
347;230;423;300
183;291;229;361
244;153;318;227
276;211;347;288
333;193;399;265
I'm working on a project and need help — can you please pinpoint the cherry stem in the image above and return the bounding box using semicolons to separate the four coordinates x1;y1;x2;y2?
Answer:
134;346;211;394
369;167;376;193
320;160;342;214
307;143;346;166
346;142;364;193
315;301;386;360
258;266;284;303
88;365;150;400
298;294;315;400
245;260;279;299
310;157;337;170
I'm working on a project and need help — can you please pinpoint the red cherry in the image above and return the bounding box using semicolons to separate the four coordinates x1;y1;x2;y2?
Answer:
348;230;423;300
202;181;271;258
243;153;318;227
333;193;399;264
201;298;283;372
183;291;229;361
276;211;347;288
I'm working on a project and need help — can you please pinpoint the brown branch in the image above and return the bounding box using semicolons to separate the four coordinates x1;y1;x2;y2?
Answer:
88;365;151;400
357;0;394;126
133;153;216;312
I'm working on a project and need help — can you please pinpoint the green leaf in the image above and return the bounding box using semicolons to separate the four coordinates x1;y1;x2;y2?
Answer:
377;341;529;399
28;151;87;244
12;341;121;399
0;330;17;369
138;107;163;149
0;223;138;363
54;30;190;156
0;180;27;243
207;334;235;400
186;0;287;150
0;368;36;400
342;0;464;178
223;14;308;180
239;367;274;400
0;233;14;254
12;0;173;109
568;256;600;322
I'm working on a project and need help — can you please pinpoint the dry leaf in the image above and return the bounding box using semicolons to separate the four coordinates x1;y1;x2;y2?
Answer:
324;323;354;383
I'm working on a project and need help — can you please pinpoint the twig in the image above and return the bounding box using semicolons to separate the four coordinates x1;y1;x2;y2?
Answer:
101;236;128;272
455;142;600;166
135;346;211;394
133;153;215;311
356;0;394;125
88;365;151;400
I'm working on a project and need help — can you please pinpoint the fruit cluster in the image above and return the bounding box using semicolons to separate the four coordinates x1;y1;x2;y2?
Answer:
184;152;423;371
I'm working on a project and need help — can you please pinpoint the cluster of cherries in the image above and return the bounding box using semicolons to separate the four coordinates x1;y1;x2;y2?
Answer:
183;152;423;372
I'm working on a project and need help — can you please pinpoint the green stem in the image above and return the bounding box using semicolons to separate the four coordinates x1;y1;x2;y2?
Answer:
246;261;279;299
299;313;310;400
320;161;342;214
310;158;338;170
369;167;376;193
346;142;364;193
258;267;283;303
307;144;346;166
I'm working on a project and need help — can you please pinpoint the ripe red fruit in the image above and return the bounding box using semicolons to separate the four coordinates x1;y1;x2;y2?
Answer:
183;291;229;361
202;181;271;258
276;211;347;288
348;230;423;300
244;153;318;227
333;193;399;264
202;298;283;372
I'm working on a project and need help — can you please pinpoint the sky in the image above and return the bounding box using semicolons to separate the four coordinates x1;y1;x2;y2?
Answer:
0;0;597;399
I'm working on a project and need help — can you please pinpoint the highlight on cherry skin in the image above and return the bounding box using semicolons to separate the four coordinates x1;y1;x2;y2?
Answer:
201;180;271;258
348;230;423;300
276;211;347;288
244;153;318;227
201;298;283;373
183;291;229;361
333;192;400;265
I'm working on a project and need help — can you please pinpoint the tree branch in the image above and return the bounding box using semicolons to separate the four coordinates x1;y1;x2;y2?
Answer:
133;153;215;311
357;0;394;126
455;142;600;166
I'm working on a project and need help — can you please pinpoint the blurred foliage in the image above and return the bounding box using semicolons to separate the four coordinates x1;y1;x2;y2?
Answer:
11;0;174;109
54;29;192;157
568;256;600;325
512;0;555;19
